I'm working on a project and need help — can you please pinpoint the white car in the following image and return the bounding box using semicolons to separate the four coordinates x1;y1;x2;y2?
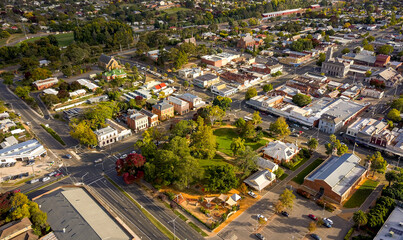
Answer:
257;214;268;222
94;158;103;164
248;191;257;198
323;218;333;225
42;177;50;182
30;179;39;184
48;171;57;177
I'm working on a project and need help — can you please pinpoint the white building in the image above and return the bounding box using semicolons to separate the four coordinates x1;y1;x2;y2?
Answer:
211;82;238;97
244;170;276;192
178;68;203;79
361;87;384;99
69;89;86;98
256;157;279;173
0;139;46;165
262;141;299;164
193;74;220;88
76;79;99;92
127;113;149;132
43;88;58;95
179;93;205;110
94;126;118;148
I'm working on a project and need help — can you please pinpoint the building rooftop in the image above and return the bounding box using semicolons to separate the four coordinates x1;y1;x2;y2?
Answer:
35;188;130;240
194;73;218;82
153;102;173;111
94;126;116;136
306;153;366;196
374;206;403;240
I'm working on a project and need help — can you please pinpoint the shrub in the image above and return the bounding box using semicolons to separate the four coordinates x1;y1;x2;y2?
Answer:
297;188;311;199
344;227;354;240
316;199;336;212
166;191;175;201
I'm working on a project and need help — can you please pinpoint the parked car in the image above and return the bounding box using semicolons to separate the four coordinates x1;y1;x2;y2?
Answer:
42;177;50;182
48;171;57;177
255;233;266;240
257;214;268;222
310;234;321;240
323;218;333;225
30;179;39;184
13;189;21;193
55;172;63;177
121;154;127;159
281;211;289;217
65;154;72;159
248;191;257;198
323;221;332;228
308;214;317;221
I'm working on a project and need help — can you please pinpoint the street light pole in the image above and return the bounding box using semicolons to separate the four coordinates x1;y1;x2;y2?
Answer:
168;216;179;240
81;172;89;183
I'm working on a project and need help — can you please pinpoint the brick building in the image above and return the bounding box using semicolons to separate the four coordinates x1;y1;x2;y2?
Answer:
140;109;159;127
152;102;174;121
33;77;58;90
126;112;149;132
303;153;367;204
167;96;190;115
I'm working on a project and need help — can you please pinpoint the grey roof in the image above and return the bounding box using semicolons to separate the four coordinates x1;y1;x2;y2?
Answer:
153;102;173;111
373;207;403;240
35;188;129;240
99;54;113;64
194;73;218;82
306;154;366;196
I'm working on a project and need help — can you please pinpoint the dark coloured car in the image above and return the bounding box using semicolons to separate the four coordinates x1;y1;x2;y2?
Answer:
281;211;289;217
255;233;265;240
308;214;317;221
311;234;321;240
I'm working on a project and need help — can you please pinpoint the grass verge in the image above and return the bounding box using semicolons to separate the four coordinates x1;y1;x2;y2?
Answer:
40;124;66;146
292;159;324;184
287;156;310;171
279;173;288;180
104;176;175;240
343;179;379;208
25;175;69;195
188;222;208;237
17;32;74;47
14;176;34;186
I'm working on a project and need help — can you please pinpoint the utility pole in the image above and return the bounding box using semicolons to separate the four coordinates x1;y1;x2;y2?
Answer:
168;216;179;240
81;172;89;183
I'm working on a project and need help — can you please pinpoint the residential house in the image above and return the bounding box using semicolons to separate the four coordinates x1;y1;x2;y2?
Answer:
0;119;16;132
193;74;220;88
167;96;190;115
179;93;205;110
262;141;299;164
244;170;276;191
303;153;367;204
94;126;117;148
256;157;279;172
127;113;149;132
178;68;203;79
152;102;174;121
98;54;120;71
76;79;99;92
33;77;58;90
140;109;159;127
361;87;384;99
0;136;18;149
0;217;37;240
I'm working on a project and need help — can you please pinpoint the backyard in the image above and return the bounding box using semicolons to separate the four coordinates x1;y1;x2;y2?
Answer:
292;158;324;184
343;179;379;208
213;128;269;156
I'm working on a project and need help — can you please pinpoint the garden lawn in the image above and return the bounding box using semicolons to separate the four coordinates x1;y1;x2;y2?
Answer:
292;159;324;184
214;128;268;156
199;154;228;169
343;179;379;208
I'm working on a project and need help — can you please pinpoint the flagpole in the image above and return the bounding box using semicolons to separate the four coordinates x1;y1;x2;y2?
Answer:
353;141;356;154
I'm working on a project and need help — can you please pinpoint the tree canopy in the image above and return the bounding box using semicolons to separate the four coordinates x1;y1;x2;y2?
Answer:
205;165;238;193
292;93;312;107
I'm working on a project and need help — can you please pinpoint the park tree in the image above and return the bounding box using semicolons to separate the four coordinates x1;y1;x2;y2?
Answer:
69;120;98;146
231;137;246;156
273;168;284;178
42;94;60;108
171;120;195;138
307;138;318;151
292;93;312;107
213;96;232;111
325;134;348;156
205;165;238;193
207;105;225;124
274;201;284;213
387;109;401;122
367;151;387;176
191;117;216;160
245;87;257;100
235;146;258;176
251;111;262;126
316;53;326;66
269;117;290;138
385;171;399;187
279;189;296;210
353;210;367;229
263;84;273;92
30;68;52;81
242;121;256;139
235;118;246;132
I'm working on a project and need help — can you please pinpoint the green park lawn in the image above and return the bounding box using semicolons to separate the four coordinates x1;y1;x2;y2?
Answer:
213;128;269;156
292;159;324;184
19;32;74;47
163;7;191;14
343;179;379;208
199;154;228;169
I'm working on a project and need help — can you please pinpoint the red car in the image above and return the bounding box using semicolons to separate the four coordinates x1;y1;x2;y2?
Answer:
13;189;21;193
308;214;317;221
55;172;63;177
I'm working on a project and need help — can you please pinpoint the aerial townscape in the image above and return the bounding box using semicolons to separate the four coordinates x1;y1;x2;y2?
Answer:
0;0;403;240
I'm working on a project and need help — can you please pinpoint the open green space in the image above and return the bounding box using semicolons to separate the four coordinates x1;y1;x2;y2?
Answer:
163;7;191;14
343;179;379;208
279;173;288;180
292;159;324;184
213;128;268;156
199;154;228;169
0;33;24;46
18;32;74;47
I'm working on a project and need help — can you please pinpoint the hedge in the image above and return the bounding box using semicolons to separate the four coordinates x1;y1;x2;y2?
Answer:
40;124;66;145
344;227;354;240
